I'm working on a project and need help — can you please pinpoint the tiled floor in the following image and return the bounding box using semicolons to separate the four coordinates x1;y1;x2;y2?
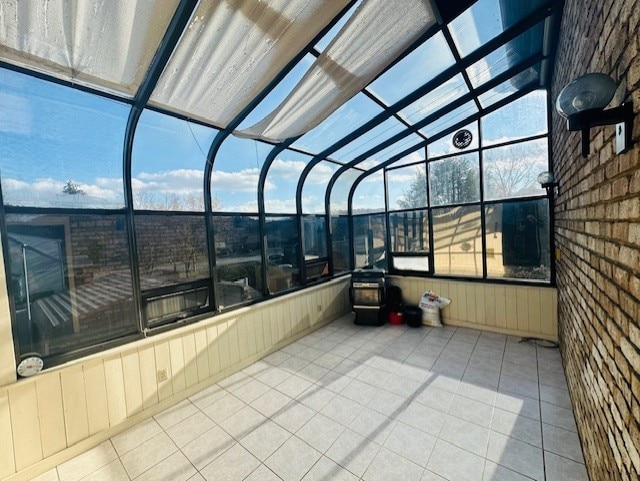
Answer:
34;314;589;481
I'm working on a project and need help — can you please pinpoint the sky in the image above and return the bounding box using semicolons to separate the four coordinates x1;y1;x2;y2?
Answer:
0;0;549;215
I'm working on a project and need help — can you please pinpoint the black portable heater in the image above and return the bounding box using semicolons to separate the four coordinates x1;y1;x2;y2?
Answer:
351;268;386;326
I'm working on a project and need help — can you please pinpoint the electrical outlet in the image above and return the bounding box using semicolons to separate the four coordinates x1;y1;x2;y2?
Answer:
157;368;168;382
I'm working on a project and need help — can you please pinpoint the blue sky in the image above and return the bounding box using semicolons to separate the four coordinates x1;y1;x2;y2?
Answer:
0;0;549;213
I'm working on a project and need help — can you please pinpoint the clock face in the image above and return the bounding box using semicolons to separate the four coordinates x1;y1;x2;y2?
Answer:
452;129;473;149
17;354;44;377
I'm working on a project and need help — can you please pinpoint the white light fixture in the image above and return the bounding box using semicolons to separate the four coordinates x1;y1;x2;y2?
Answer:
556;73;634;157
537;171;558;196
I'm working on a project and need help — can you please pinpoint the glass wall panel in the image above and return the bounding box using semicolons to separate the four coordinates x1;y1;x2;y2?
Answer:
483;138;547;200
400;74;468;125
422;100;478;139
331;117;408;162
352;171;385;214
212;215;263;309
428;122;479;158
385;149;426;169
353;214;387;270
265;216;300;293
389;210;429;252
331;216;351;273
211;135;272;212
264;150;314;214
485;200;550;280
432;205;482;276
429;153;480;206
387;164;427;210
303;216;329;282
6;213;136;358
481;90;547;146
330;168;361;215
132;110;217;211
0;69;128;208
478;64;541;108
302;160;339;214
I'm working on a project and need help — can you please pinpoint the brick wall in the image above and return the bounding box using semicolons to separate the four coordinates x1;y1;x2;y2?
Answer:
551;0;640;480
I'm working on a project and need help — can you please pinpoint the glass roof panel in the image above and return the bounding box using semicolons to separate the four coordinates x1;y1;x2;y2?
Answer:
293;94;384;154
132;110;218;211
362;134;423;167
211;135;273;213
0;0;180;97
237;55;315;131
482;90;547;146
239;0;436;141
478;63;541;108
428;121;479;158
399;74;469;126
264;150;315;214
151;0;350;127
331;117;409;162
449;0;549;58
423;101;478;139
352;171;385;213
368;32;455;105
466;22;544;88
302;161;340;214
0;68;128;208
386;149;426;169
330;168;361;215
315;1;363;52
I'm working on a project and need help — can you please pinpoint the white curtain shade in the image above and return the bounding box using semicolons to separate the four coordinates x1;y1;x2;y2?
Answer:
150;0;350;128
239;0;436;142
0;0;180;96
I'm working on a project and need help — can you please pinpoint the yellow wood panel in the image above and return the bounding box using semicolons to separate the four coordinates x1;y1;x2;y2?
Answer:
270;303;282;345
60;365;90;445
475;284;486;326
182;333;199;389
121;350;144;417
484;284;496;327
504;287;517;331
228;318;240;365
217;321;231;371
169;337;187;395
194;328;211;382
540;289;555;337
138;344;159;409
245;312;258;357
552;289;558;331
527;289;542;335
154;341;173;402
516;289;529;332
0;392;15;478
456;283;468;322
104;356;127;427
207;324;223;374
290;298;301;335
35;373;67;458
254;309;266;353
276;303;288;341
83;360;109;435
307;294;318;328
236;315;250;361
10;382;43;470
464;283;476;324
494;285;507;328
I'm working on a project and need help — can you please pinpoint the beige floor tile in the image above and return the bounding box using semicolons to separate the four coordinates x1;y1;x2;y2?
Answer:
426;439;485;481
341;379;382;406
296;413;345;453
265;436;322;481
134;451;196;481
219;405;267;440
272;401;316;433
349;407;396;445
250;388;292;418
412;384;455;413
420;468;447;480
120;432;177;479
540;401;578;432
200;393;246;424
188;384;226;410
154;399;199;430
491;408;542;448
367;389;408;418
276;374;314;399
384;421;436;467
494;392;540;421
297;385;336;412
240;419;291;461
486;431;544;481
539;384;572;410
399;401;448;436
448;394;494;428
544;451;589;481
181;426;235;471
82;460;128;481
301;456;358;481
325;429;380;478
482;460;532;480
363;447;424;481
30;468;59;481
498;374;539;400
232;379;272;404
320;395;363;426
111;418;163;456
186;475;205;481
200;443;260;481
217;371;251;392
258;366;293;387
313;352;345;370
57;441;118;481
439;415;490;457
542;423;585;463
166;411;216;448
244;464;283;481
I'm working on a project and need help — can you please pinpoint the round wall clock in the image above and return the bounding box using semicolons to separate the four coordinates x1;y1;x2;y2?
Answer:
17;353;44;378
452;129;473;149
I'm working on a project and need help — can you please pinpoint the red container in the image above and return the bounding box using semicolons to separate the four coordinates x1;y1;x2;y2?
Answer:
388;311;404;325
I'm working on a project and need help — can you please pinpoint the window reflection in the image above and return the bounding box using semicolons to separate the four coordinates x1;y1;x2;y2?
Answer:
429;154;480;206
265;216;300;293
303;216;329;282
6;213;136;358
331;216;351;273
432;205;482;277
485;200;550;280
387;164;427;210
353;214;387;270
